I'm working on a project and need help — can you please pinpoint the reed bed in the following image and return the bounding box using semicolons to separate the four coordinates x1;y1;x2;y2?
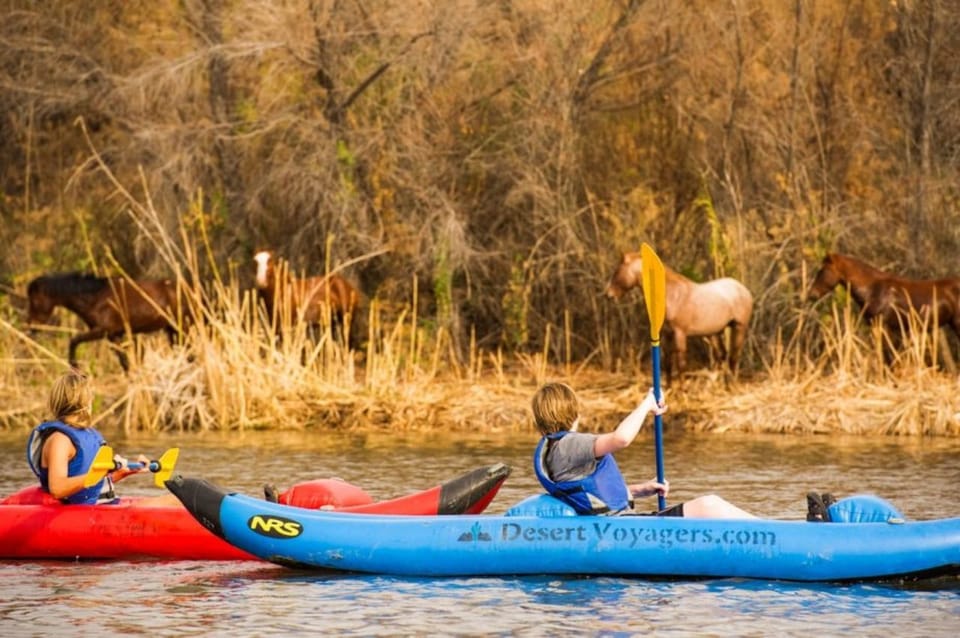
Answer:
676;304;960;436
3;287;960;436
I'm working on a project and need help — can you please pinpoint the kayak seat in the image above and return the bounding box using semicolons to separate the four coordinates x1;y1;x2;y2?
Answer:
505;494;578;518
0;485;61;506
827;494;906;523
278;478;374;510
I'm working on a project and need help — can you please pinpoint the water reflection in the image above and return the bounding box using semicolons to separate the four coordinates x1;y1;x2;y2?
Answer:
3;562;959;636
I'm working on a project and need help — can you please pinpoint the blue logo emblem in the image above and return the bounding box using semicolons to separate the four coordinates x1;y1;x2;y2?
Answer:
457;522;491;542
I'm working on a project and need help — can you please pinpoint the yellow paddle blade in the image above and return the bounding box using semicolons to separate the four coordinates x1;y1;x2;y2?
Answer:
83;445;116;488
640;243;667;342
82;446;180;489
152;447;180;488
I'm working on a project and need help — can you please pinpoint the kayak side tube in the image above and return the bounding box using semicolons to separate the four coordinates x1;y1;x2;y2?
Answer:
166;476;960;581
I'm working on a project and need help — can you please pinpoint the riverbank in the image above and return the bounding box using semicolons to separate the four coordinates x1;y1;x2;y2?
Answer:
3;295;960;435
3;351;959;436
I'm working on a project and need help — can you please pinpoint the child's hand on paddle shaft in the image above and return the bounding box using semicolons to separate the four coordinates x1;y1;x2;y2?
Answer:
112;453;150;480
640;388;668;415
629;479;669;499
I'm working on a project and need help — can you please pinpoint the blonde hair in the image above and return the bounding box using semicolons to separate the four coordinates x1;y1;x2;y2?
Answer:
531;382;579;435
48;371;94;427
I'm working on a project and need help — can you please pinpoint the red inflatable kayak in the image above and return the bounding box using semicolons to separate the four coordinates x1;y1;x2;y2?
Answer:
0;463;511;560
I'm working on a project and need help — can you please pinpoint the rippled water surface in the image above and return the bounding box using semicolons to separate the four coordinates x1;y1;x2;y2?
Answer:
2;428;959;636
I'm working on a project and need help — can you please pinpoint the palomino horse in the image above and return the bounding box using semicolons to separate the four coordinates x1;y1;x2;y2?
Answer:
808;252;960;342
606;252;754;378
26;272;188;371
253;250;364;349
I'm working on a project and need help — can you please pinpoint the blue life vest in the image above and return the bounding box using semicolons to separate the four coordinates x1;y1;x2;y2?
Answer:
533;431;631;515
27;421;108;504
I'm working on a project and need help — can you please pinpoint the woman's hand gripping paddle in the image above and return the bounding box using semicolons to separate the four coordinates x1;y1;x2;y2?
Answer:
640;243;668;511
83;446;180;488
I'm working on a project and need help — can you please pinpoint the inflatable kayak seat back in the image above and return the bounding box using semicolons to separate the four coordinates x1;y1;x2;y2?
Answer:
0;485;62;506
280;479;374;510
828;494;906;523
505;493;578;518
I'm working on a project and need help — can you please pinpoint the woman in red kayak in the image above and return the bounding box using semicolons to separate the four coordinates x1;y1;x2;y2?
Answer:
532;382;757;518
27;370;181;506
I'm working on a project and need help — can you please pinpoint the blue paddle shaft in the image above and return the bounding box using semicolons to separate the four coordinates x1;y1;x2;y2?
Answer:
651;344;666;511
121;461;161;472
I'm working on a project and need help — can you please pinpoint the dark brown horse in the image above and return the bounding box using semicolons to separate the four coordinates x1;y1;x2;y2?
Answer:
606;252;754;378
253;250;364;349
808;253;960;339
27;272;188;371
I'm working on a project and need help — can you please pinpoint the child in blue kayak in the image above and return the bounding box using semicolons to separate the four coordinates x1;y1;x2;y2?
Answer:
532;382;757;518
27;370;181;506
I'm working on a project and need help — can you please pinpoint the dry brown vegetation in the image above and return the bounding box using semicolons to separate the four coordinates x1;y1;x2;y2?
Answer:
1;1;959;435
2;208;960;436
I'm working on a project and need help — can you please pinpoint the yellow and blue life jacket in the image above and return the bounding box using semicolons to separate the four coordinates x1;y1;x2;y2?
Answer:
533;431;630;515
27;421;108;504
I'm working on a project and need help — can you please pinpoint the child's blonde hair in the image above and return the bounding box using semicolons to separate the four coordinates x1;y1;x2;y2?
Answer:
531;382;579;435
48;371;93;427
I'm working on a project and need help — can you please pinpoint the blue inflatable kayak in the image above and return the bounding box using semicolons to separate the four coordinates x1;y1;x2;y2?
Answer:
166;477;960;582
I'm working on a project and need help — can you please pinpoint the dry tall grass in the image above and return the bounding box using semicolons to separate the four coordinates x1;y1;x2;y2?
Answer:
676;304;960;436
3;281;960;436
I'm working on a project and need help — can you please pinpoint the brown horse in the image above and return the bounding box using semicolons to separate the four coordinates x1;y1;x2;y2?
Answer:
606;252;754;378
26;272;188;371
253;250;364;349
808;253;960;339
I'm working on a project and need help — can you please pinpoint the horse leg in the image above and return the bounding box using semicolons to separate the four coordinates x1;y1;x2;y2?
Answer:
949;319;960;362
935;319;960;372
673;329;689;380
347;308;368;353
108;334;132;372
659;326;675;384
68;329;110;370
330;310;345;347
935;328;956;372
164;326;179;353
336;310;362;351
878;318;900;368
301;321;325;366
164;325;181;348
729;321;747;377
167;324;197;363
706;333;727;371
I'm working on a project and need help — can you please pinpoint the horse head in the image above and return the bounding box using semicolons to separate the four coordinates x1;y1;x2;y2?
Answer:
25;276;57;326
807;254;841;301
605;252;643;299
253;250;276;291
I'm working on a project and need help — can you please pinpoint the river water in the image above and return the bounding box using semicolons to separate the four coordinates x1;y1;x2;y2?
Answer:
2;428;959;636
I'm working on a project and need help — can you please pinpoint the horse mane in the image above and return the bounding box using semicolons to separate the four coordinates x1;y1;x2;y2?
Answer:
28;272;110;297
829;253;890;278
662;263;691;284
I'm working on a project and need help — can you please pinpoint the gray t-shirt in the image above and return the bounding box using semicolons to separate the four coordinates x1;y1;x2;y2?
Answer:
544;431;599;482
